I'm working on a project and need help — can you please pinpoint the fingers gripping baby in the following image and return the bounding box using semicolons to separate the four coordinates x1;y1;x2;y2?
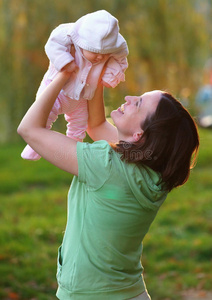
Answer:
21;10;129;160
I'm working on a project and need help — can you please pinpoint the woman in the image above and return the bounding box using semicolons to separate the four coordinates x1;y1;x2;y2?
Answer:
17;70;199;300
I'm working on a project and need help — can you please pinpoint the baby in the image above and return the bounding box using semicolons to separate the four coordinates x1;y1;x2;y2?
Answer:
21;10;129;160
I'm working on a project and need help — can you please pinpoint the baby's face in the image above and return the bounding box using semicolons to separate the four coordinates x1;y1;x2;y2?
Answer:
82;49;110;64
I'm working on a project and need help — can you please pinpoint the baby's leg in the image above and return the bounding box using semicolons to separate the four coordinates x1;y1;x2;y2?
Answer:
64;98;88;142
21;144;42;160
21;79;61;160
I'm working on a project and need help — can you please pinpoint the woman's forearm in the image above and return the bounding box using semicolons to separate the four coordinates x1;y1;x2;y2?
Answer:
87;83;118;142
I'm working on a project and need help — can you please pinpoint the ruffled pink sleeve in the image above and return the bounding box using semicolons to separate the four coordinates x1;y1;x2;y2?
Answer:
102;52;128;88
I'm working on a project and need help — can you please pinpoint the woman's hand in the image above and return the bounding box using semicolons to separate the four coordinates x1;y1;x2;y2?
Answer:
102;81;112;88
62;61;78;73
62;44;78;73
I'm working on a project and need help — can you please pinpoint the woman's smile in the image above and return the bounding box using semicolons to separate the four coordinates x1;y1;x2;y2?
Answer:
120;104;125;113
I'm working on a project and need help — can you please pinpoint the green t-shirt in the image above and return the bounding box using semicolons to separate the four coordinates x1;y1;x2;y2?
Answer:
56;140;167;300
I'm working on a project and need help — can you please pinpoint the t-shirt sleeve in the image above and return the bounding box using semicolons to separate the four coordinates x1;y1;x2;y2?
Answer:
77;140;112;190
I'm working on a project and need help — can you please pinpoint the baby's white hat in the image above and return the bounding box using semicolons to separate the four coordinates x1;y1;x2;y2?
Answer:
70;10;128;54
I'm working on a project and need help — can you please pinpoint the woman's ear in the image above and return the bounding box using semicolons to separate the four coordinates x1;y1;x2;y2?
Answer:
133;130;143;142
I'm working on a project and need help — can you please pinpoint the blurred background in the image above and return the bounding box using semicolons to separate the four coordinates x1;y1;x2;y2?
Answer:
1;0;212;141
0;0;212;299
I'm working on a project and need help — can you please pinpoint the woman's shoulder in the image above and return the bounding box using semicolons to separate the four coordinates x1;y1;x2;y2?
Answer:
77;140;113;167
79;140;112;151
76;140;113;189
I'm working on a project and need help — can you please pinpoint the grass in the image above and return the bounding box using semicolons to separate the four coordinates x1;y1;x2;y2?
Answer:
0;128;212;300
0;142;71;300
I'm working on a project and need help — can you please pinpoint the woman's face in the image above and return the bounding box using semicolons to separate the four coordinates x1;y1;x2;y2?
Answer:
111;90;162;142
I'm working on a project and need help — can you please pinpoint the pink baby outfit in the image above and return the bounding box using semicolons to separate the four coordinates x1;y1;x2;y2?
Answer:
21;10;128;160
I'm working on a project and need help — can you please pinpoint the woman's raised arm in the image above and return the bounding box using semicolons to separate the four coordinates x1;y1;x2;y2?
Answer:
87;82;118;142
17;71;79;175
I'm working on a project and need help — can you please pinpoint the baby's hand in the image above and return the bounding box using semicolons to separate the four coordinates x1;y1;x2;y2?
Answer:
62;61;78;73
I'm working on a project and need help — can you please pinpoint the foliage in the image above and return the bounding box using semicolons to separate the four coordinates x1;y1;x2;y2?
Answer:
0;128;212;299
0;0;212;141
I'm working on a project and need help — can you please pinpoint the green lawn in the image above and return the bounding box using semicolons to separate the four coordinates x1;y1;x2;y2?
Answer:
0;129;211;300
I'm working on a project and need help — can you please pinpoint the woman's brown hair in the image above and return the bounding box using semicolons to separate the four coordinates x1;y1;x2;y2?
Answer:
111;92;199;191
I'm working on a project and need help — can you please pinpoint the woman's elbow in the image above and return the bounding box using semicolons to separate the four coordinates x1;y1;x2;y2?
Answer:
17;123;30;140
17;124;23;137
